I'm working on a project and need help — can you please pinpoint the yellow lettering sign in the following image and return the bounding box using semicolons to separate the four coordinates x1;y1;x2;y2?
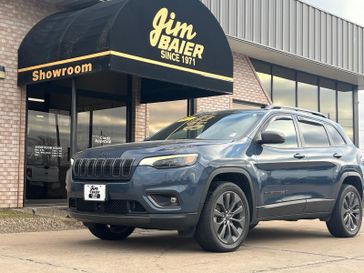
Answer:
150;8;204;66
32;63;93;82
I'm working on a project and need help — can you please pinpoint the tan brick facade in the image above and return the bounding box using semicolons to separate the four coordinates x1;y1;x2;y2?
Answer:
196;53;270;112
0;0;57;207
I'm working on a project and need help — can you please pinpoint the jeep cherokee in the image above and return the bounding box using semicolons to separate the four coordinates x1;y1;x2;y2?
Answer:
68;106;364;252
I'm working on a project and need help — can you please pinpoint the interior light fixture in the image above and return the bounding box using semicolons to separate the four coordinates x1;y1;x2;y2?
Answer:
28;97;45;103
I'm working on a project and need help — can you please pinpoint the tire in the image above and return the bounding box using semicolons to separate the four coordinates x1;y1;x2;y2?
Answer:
249;223;259;230
85;223;135;240
326;184;362;238
195;182;250;252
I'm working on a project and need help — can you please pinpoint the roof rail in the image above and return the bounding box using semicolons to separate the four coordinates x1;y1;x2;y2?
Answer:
263;105;327;119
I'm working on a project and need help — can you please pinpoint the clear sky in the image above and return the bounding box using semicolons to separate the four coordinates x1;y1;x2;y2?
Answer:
302;0;364;148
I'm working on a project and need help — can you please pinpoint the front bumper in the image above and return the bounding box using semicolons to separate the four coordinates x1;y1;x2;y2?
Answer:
69;210;198;230
68;163;208;230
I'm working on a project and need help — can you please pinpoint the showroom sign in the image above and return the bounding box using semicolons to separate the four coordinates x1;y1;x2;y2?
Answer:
18;0;233;96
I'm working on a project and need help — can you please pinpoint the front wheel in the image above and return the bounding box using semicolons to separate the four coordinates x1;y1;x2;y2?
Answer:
195;182;250;252
85;223;135;240
326;184;362;237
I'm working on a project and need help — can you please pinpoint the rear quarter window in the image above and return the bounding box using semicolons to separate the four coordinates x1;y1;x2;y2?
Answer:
326;124;346;146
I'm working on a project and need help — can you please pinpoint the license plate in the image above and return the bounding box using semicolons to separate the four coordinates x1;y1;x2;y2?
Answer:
84;184;106;202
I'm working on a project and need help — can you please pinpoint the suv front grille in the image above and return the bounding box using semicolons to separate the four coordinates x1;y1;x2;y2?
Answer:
73;158;134;180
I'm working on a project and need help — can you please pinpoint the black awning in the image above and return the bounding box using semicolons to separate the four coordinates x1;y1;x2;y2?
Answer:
18;0;233;98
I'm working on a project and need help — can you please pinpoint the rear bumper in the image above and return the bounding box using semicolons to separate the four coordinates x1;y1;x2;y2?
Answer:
69;210;198;230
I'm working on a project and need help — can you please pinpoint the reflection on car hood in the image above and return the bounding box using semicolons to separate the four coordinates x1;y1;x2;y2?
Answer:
76;139;233;159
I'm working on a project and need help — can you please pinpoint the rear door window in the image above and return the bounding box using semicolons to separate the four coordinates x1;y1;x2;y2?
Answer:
298;119;330;147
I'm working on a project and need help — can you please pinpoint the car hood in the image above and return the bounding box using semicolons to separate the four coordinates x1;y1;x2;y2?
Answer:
75;139;234;160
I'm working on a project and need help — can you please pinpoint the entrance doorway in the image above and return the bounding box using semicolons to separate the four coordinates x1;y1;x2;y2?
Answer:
25;77;128;202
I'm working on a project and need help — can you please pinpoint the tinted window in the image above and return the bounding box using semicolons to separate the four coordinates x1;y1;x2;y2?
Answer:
320;78;336;121
265;118;298;148
150;112;264;141
299;121;329;147
326;125;346;146
272;66;296;107
148;100;187;136
337;83;354;141
297;73;318;111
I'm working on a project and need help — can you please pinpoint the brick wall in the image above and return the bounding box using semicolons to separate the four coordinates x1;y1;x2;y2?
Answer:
196;52;271;112
0;0;57;207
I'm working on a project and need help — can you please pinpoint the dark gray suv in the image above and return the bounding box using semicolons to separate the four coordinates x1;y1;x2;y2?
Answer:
68;106;363;252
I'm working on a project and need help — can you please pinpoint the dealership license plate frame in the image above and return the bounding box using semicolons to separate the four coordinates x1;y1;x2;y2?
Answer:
84;184;106;202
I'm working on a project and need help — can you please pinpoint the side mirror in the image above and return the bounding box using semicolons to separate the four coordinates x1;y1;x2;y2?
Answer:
258;131;286;145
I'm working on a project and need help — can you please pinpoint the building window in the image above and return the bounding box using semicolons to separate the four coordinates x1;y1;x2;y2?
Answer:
272;66;296;107
338;83;354;141
297;73;318;111
251;59;356;143
148;100;188;136
320;79;337;121
251;59;272;97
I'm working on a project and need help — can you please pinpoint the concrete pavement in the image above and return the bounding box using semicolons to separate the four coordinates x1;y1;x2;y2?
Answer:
0;220;363;273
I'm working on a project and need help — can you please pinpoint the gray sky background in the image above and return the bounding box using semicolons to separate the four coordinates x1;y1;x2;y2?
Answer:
302;0;364;148
303;0;364;26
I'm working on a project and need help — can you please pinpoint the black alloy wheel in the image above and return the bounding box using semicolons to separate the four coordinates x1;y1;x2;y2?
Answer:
195;182;250;252
326;184;362;237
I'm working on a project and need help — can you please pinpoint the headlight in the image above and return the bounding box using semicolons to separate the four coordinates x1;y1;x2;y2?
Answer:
70;158;75;166
139;154;198;169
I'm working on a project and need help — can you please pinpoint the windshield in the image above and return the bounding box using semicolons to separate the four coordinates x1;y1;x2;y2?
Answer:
149;111;264;141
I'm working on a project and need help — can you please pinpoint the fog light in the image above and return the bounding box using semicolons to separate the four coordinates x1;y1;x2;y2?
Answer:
170;197;178;204
149;193;180;207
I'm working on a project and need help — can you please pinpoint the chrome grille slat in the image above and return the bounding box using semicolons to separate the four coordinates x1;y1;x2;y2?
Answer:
72;158;134;180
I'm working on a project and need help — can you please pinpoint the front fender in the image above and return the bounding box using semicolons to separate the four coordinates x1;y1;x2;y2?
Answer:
198;166;258;224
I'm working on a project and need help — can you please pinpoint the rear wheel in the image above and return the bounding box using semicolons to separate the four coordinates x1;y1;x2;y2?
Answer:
326;184;362;237
85;223;135;240
195;182;250;252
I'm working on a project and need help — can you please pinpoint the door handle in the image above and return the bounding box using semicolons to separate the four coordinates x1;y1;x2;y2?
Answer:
333;153;343;159
294;153;305;159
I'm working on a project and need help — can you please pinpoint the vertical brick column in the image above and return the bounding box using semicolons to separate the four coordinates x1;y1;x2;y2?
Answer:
0;0;57;207
132;77;148;142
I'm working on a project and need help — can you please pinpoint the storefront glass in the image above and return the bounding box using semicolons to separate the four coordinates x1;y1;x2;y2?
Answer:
297;73;318;111
26;81;127;201
272;66;296;107
252;59;356;142
338;83;354;140
320;79;337;121
148;100;187;136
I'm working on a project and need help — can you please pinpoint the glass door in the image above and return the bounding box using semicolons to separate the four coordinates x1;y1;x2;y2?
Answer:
26;82;72;201
26;81;128;201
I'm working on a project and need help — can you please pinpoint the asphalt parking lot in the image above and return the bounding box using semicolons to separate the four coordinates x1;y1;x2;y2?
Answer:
0;220;363;273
